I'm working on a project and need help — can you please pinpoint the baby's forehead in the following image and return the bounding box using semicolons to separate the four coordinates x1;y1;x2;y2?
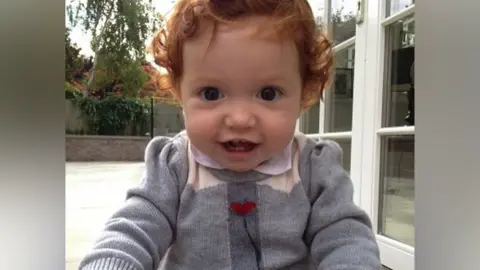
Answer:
190;15;295;43
183;28;299;72
180;27;302;92
184;18;297;57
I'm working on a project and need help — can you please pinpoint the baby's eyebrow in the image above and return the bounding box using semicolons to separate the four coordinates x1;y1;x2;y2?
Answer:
185;76;224;87
182;70;299;92
258;74;288;83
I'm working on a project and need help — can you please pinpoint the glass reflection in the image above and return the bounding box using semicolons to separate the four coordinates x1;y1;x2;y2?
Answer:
383;17;415;127
330;0;356;44
378;135;415;246
386;0;415;17
325;45;354;132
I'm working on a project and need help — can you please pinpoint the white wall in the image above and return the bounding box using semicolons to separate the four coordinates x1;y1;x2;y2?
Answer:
416;0;480;268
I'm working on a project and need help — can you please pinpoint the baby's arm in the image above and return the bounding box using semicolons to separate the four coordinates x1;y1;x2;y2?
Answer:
303;140;381;270
78;136;186;270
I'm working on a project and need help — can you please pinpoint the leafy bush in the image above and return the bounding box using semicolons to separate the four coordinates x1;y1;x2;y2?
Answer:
65;82;83;99
68;94;151;136
91;56;150;98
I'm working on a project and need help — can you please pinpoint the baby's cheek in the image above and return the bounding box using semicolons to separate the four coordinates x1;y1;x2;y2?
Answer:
261;111;297;143
184;110;218;138
265;107;297;128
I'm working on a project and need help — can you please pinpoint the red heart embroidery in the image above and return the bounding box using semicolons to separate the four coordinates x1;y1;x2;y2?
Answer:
230;201;256;216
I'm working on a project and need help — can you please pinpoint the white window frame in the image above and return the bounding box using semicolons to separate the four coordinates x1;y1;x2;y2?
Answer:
311;0;368;207
297;1;415;268
359;1;416;269
297;0;368;206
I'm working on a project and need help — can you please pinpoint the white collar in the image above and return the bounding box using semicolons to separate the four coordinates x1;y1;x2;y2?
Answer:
190;141;293;175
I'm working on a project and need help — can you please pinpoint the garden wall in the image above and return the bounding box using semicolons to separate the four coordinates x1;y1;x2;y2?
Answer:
65;100;87;133
66;135;150;161
65;100;185;136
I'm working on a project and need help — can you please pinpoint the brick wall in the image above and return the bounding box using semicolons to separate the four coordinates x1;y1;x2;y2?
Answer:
66;135;151;161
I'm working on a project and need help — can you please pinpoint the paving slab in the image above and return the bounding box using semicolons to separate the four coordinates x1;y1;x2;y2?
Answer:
66;162;145;269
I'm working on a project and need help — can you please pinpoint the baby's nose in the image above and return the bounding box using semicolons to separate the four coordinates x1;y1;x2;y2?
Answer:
224;107;256;129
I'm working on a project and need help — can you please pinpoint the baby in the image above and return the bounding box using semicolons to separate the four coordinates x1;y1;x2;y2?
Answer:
79;0;381;269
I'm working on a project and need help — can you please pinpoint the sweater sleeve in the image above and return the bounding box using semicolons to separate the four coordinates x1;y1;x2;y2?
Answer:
78;135;188;270
301;139;381;270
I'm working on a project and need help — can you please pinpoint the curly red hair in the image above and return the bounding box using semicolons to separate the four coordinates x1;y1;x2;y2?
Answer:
149;0;333;109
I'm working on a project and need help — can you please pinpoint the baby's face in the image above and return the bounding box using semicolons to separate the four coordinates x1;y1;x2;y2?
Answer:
179;16;302;172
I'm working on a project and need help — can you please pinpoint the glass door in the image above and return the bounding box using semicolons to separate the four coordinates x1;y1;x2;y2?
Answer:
299;0;416;269
358;0;415;269
299;0;366;205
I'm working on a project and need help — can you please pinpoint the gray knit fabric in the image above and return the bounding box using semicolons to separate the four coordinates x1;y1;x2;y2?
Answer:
78;132;380;270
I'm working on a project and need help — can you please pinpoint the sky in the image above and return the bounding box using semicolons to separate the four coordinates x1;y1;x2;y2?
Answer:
68;0;177;56
67;0;414;57
67;0;346;57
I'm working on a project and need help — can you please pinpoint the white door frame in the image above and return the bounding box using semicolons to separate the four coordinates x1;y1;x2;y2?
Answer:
359;0;415;269
298;0;416;269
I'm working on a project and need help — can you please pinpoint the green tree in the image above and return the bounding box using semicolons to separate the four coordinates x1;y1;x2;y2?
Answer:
65;27;83;82
91;56;150;98
67;0;161;97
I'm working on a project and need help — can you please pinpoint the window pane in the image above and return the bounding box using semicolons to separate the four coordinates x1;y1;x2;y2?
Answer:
386;0;415;17
378;135;414;246
300;0;325;134
324;45;354;132
299;102;320;134
307;0;326;24
382;17;415;127
330;0;356;45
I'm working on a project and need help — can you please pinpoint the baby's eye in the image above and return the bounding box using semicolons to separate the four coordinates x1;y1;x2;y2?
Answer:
199;87;224;101
257;86;281;101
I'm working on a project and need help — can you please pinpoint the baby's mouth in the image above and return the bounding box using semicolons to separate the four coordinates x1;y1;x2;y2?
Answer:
222;139;258;152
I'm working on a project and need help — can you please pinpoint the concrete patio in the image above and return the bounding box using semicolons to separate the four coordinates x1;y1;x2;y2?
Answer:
65;162;145;270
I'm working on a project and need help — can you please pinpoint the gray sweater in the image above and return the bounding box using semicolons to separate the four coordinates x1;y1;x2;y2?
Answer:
79;132;380;270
